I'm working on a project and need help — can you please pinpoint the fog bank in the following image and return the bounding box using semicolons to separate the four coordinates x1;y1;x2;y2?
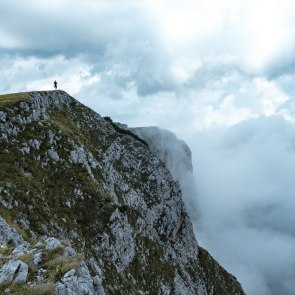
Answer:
188;116;295;295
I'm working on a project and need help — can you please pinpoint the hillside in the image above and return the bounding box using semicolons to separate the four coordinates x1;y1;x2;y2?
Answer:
0;91;245;294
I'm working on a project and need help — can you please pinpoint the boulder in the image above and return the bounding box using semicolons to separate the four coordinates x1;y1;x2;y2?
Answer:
0;260;28;285
33;252;43;265
0;217;24;245
64;246;76;257
12;242;30;258
45;237;62;250
55;262;105;295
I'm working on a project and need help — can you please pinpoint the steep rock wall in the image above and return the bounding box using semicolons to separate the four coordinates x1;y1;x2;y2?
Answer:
131;126;199;220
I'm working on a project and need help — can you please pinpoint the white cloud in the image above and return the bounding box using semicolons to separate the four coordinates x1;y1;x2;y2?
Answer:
189;116;295;295
0;55;100;94
253;78;290;116
171;57;202;84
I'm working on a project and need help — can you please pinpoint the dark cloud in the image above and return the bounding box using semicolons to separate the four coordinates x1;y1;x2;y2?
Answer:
0;1;156;57
90;40;177;96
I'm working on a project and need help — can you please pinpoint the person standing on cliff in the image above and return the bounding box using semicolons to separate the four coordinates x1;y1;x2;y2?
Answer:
54;80;58;90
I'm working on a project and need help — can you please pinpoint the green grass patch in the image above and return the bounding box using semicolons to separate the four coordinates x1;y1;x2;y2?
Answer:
124;235;175;292
197;246;245;295
0;93;32;109
0;283;55;295
50;110;86;142
42;247;84;282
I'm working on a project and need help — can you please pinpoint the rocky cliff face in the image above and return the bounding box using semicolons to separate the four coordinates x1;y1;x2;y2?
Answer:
0;91;245;295
131;126;199;221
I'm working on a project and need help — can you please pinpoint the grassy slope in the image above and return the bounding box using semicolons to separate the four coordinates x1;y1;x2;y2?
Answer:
0;92;32;107
0;92;172;293
0;92;115;242
0;91;245;294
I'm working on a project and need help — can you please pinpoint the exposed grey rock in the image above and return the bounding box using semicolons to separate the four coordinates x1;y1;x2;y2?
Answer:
0;217;24;245
19;146;30;154
23;170;32;177
0;199;12;209
0;111;6;122
55;262;104;295
96;215;134;273
13;261;28;284
47;149;60;162
12;242;30;258
45;237;62;250
33;252;43;265
47;130;58;145
0;260;28;285
34;241;44;248
1;133;8;142
18;219;30;231
36;268;47;283
109;209;135;271
70;146;99;179
64;246;76;257
92;275;105;295
28;139;41;149
131;126;199;219
70;147;86;164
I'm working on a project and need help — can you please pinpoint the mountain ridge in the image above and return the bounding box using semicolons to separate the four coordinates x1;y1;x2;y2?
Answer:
0;90;245;294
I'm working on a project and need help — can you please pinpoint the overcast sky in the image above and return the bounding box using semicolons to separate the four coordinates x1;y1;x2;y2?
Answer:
1;1;295;294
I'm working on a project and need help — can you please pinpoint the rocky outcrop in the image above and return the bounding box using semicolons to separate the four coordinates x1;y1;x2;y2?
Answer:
0;217;24;245
0;230;103;294
45;237;62;250
131;126;193;177
131;126;199;219
0;91;245;294
0;260;28;285
55;262;104;295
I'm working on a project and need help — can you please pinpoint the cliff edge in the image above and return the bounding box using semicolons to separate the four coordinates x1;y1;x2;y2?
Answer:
0;91;245;294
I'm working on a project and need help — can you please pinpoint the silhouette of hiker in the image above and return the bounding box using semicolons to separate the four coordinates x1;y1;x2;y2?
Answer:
54;80;58;90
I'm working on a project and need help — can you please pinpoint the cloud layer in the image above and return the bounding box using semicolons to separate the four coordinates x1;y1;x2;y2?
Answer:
189;116;295;295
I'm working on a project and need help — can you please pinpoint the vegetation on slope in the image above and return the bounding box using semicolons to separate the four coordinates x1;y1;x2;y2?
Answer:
0;91;246;294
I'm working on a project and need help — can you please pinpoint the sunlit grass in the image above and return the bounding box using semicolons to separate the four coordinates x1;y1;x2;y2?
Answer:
0;92;32;108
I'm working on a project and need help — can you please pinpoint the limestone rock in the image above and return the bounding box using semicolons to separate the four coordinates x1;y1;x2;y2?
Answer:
0;260;28;285
47;149;60;162
12;242;30;258
64;246;76;257
0;91;246;295
55;262;104;295
0;217;24;245
33;252;43;265
45;237;62;250
131;126;199;219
